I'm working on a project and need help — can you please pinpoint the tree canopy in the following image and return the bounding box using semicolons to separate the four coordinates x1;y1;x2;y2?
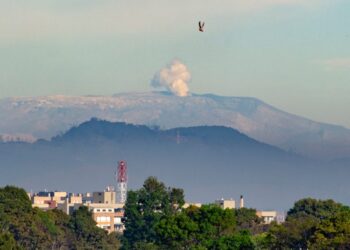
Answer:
266;198;350;249
0;186;120;249
2;181;350;249
122;177;254;249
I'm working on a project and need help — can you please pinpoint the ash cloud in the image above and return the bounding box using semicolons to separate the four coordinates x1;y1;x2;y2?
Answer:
151;60;191;97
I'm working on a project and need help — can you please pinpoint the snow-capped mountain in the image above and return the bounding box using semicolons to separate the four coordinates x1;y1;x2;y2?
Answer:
1;91;349;160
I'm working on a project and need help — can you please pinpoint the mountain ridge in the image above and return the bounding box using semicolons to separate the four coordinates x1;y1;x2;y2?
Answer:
1;91;349;160
1;119;328;209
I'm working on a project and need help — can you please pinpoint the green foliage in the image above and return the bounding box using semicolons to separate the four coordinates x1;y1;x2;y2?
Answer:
235;208;263;233
0;186;52;249
288;198;343;220
69;206;120;249
0;186;32;215
0;231;18;250
155;205;238;249
123;181;350;249
123;177;257;249
252;232;271;250
3;181;350;249
214;231;255;250
122;176;185;249
266;198;350;249
308;206;350;249
37;209;59;235
266;215;318;249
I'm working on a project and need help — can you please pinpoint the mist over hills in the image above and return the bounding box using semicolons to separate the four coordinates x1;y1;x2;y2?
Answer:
1;119;349;210
1;92;350;160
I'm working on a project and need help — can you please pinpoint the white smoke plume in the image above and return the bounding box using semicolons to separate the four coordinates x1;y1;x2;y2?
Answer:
151;60;191;97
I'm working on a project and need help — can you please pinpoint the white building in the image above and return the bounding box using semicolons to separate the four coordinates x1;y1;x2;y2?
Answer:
215;199;236;209
256;210;278;224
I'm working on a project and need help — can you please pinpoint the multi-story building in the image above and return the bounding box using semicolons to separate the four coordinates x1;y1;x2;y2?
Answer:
57;187;125;233
88;203;125;233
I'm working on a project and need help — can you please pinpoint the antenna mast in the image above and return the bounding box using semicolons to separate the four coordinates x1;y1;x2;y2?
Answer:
116;160;128;203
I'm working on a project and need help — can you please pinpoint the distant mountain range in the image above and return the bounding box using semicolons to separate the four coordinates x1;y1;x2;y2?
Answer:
1;92;350;160
1;119;349;210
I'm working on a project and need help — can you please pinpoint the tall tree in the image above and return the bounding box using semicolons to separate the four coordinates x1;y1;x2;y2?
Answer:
234;208;263;232
122;177;185;249
309;206;350;249
69;206;120;249
266;198;350;249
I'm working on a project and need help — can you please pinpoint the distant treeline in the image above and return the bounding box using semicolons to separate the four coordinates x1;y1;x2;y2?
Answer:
2;179;350;249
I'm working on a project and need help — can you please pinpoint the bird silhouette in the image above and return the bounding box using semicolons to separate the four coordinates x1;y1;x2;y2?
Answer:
199;21;205;32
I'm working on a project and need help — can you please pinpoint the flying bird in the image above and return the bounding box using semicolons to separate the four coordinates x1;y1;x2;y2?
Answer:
198;21;205;32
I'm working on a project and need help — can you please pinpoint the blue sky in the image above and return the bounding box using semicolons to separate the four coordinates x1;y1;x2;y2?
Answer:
1;0;350;127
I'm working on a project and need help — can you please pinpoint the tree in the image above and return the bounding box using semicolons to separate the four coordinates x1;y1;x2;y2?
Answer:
288;198;343;220
234;208;263;233
214;230;255;250
266;215;318;249
0;232;18;250
266;198;349;249
0;186;52;249
69;206;119;249
155;205;240;249
122;176;185;249
309;207;350;249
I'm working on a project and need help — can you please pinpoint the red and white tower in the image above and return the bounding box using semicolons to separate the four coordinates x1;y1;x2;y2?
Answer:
116;160;128;203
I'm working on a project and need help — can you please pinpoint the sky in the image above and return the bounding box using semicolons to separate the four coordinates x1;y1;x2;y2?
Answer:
1;0;350;128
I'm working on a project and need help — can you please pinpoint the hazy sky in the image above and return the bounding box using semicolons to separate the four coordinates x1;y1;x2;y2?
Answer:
1;0;350;127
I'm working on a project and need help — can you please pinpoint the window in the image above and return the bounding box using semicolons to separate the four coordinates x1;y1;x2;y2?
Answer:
96;216;111;222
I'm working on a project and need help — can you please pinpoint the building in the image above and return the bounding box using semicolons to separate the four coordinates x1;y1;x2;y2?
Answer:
30;187;125;233
57;194;84;215
69;193;83;204
83;192;93;204
32;191;67;210
256;210;278;224
93;186;116;204
183;202;202;208
88;203;125;233
215;199;236;209
55;191;125;233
